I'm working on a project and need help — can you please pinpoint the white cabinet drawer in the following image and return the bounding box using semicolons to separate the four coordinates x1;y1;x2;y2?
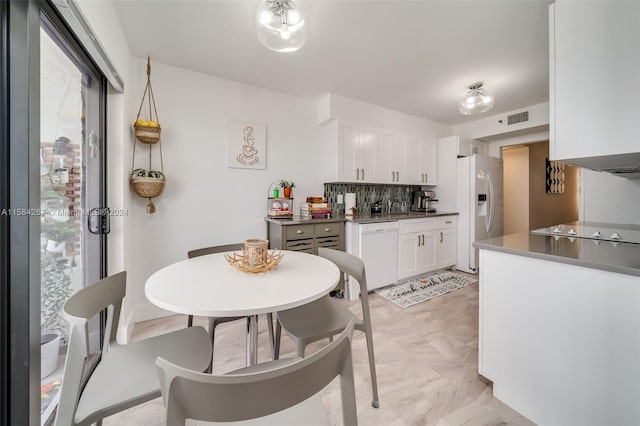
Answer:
398;218;437;234
437;216;457;229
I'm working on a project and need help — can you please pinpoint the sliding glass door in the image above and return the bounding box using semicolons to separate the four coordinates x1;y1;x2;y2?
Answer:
1;1;108;424
39;11;106;423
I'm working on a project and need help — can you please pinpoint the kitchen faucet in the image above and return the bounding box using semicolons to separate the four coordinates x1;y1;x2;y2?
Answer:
387;198;402;214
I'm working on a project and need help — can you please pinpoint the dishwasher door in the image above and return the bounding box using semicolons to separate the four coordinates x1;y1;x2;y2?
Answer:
359;222;399;291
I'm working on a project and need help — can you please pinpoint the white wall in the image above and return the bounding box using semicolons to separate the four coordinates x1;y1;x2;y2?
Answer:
436;136;458;212
503;145;530;234
319;93;451;138
580;170;640;225
453;102;549;141
128;59;325;322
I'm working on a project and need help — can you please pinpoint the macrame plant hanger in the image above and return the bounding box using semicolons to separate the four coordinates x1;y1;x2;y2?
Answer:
130;56;165;214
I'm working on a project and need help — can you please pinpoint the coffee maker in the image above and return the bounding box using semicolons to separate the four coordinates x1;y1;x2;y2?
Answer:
411;190;437;213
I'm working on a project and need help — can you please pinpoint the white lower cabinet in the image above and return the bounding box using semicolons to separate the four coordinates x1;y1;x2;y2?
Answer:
398;231;436;279
435;218;457;268
397;216;456;280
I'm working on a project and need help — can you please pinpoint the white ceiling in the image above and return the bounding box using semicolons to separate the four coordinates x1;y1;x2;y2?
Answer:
112;0;552;126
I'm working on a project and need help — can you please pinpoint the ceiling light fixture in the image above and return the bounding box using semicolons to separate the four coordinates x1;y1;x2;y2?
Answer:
458;82;494;115
255;0;307;53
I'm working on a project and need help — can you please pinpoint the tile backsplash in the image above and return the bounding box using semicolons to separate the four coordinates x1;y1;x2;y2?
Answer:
324;183;422;215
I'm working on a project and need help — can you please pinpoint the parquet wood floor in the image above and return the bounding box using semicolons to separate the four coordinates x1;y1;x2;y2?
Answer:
104;282;533;425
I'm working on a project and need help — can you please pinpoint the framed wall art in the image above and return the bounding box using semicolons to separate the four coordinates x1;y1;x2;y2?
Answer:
227;120;266;170
546;158;566;194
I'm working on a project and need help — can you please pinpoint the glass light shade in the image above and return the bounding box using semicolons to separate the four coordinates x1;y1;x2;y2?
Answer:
458;83;494;115
255;0;307;53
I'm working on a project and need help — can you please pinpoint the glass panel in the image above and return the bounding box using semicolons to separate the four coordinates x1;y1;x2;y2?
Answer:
39;17;104;424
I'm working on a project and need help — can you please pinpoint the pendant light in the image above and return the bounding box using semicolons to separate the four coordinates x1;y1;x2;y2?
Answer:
255;0;307;53
458;82;494;115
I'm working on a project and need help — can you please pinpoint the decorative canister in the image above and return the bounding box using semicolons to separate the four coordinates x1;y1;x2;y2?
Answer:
243;239;269;266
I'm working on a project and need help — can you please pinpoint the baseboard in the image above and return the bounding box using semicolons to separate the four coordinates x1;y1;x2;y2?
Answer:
134;302;175;323
118;303;175;343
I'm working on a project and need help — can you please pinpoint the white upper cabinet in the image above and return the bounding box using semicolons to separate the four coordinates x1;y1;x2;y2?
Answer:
419;139;438;185
403;135;420;184
376;129;404;183
550;1;640;160
403;136;438;185
455;136;488;157
335;121;436;184
338;123;376;182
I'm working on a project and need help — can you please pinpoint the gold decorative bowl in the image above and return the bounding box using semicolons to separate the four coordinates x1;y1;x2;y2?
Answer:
224;249;284;273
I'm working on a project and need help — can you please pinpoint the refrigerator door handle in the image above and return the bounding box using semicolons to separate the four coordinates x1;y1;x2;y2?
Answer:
487;174;495;234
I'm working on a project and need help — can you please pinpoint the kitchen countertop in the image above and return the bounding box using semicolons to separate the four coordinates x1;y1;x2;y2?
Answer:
264;216;347;225
474;231;640;277
265;211;458;225
345;211;459;224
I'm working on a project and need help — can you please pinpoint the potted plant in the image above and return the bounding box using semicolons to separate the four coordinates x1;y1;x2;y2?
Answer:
279;180;295;198
40;251;71;378
41;220;79;253
130;168;166;213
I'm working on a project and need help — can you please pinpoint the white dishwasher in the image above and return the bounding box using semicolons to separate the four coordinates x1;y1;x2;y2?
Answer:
358;222;399;291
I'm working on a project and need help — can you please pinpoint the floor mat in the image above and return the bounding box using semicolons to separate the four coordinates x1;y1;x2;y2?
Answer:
374;271;477;308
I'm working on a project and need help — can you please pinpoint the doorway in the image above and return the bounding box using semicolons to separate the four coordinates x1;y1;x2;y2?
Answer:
502;140;579;233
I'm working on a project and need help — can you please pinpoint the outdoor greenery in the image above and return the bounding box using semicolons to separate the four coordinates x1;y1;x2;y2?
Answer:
41;220;79;242
41;251;71;338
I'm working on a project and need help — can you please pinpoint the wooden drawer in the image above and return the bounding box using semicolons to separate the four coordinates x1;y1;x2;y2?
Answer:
316;236;340;250
314;222;342;237
286;224;314;240
286;239;314;252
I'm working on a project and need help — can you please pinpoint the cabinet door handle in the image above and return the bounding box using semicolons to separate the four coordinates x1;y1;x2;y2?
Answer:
397;171;400;181
296;230;304;234
324;228;330;232
440;232;443;243
356;168;360;180
425;173;428;183
445;220;453;224
417;235;421;246
362;169;365;180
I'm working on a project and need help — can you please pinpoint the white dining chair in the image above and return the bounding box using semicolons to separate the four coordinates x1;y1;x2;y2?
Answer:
155;320;358;425
187;243;276;370
274;247;380;408
55;271;212;426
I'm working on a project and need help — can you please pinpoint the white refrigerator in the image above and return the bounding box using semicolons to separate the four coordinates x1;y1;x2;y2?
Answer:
456;155;503;274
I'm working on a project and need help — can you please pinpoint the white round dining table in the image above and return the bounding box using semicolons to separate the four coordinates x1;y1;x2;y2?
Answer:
145;250;340;366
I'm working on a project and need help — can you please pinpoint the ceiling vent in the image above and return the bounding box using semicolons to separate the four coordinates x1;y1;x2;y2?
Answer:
507;111;529;125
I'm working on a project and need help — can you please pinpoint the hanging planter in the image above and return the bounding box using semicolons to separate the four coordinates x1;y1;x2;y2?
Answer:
130;57;166;214
133;57;161;144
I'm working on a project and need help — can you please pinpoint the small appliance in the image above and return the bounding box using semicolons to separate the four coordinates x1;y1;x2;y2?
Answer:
370;200;383;214
411;191;437;213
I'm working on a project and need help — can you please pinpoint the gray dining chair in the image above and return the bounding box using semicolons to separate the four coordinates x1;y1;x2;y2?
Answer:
155;320;358;425
187;243;276;370
55;271;211;426
274;247;380;408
